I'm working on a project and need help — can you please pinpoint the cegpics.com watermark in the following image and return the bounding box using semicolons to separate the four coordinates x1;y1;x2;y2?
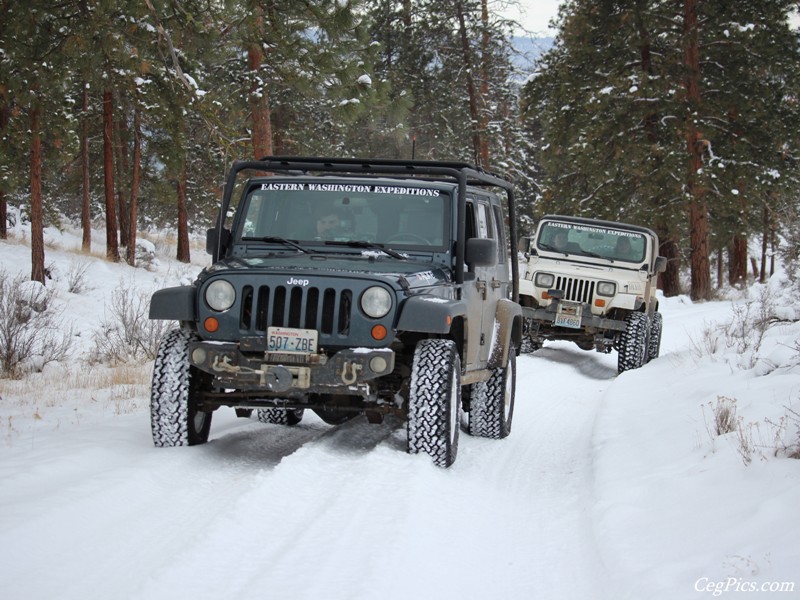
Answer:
696;577;796;597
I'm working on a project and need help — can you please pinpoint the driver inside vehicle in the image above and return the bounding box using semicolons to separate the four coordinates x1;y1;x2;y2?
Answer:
315;210;344;239
614;236;636;260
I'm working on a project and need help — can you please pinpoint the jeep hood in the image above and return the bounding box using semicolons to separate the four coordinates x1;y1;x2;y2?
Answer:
199;255;452;290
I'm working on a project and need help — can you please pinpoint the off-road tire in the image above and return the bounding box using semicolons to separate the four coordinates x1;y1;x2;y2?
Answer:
151;328;213;447
257;407;305;426
617;312;650;374
520;335;542;354
407;339;461;467
468;350;515;439
647;311;663;362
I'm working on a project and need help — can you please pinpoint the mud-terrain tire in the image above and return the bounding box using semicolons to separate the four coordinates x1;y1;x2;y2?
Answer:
151;328;213;446
617;313;650;374
407;339;461;467
257;407;305;425
647;311;663;362
468;350;515;439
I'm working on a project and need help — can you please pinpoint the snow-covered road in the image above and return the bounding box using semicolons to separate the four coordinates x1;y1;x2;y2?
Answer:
2;286;800;600
1;344;622;600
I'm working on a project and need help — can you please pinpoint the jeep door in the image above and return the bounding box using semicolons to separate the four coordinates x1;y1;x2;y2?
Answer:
462;195;509;369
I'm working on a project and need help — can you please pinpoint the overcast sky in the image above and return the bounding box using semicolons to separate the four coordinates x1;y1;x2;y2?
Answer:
498;0;561;35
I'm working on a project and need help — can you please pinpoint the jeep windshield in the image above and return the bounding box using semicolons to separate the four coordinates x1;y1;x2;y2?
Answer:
536;221;646;264
236;181;450;253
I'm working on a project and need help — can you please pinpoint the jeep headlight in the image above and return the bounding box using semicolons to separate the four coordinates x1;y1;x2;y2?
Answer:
535;272;555;288
361;286;392;318
206;280;236;312
597;281;616;297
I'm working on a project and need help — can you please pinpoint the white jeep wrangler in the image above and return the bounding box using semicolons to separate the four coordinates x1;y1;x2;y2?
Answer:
518;215;667;373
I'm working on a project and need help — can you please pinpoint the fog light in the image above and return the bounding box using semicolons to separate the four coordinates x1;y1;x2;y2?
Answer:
192;348;207;364
369;356;388;373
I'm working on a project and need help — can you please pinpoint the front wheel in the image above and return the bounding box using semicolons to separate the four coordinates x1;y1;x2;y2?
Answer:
468;350;515;439
617;313;650;374
407;339;461;468
151;328;213;447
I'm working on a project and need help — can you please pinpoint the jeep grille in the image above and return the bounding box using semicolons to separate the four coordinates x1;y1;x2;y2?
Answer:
240;285;352;336
554;276;595;304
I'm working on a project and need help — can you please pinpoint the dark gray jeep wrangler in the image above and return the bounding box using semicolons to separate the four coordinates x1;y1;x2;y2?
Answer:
149;157;521;467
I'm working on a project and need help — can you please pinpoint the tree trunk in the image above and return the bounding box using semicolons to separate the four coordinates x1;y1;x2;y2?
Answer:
683;0;710;300
30;106;45;284
477;0;490;167
658;239;681;296
728;235;747;287
759;202;767;284
80;87;91;253
114;110;130;248
0;97;8;240
176;158;190;263
248;43;273;159
126;103;141;267
456;0;483;167
717;249;723;289
103;89;120;262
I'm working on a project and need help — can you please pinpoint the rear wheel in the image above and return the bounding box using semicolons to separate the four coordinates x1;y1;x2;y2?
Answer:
468;350;515;439
407;339;461;467
617;313;650;374
150;328;213;447
647;311;663;362
257;407;305;426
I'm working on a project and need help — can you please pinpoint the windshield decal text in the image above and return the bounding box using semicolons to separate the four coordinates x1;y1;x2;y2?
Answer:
260;182;439;196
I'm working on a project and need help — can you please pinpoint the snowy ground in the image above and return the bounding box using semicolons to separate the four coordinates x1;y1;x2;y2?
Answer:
1;218;799;600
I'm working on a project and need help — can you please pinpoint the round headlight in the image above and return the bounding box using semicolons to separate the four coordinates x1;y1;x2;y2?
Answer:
361;286;392;319
206;280;236;312
597;281;616;297
534;272;555;288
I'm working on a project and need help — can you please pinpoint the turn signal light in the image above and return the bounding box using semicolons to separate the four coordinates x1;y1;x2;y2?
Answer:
204;317;219;333
595;299;606;307
371;324;388;341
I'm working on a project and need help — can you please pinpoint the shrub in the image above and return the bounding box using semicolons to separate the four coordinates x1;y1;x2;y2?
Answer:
90;278;173;365
0;268;74;378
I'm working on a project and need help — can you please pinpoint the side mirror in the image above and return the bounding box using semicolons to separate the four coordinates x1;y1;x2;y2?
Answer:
518;236;531;253
466;238;497;268
654;255;667;273
206;228;231;257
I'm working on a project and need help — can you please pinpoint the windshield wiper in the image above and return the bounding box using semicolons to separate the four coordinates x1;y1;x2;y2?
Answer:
324;240;407;260
538;242;568;256
242;236;318;254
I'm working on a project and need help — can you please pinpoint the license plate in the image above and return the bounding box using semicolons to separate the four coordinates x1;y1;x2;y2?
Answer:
267;327;318;354
554;302;582;329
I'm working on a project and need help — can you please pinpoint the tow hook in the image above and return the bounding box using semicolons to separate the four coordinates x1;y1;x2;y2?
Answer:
341;362;362;385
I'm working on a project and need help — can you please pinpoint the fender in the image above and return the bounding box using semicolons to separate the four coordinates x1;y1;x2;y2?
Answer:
395;296;467;334
149;286;196;321
489;298;523;369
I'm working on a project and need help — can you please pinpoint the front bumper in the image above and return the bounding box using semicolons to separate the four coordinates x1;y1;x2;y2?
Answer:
521;304;627;333
188;341;395;394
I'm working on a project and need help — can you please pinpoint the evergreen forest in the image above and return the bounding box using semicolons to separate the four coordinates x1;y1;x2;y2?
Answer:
2;0;799;300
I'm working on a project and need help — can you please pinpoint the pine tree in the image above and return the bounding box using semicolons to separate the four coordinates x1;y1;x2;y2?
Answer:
521;0;800;298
